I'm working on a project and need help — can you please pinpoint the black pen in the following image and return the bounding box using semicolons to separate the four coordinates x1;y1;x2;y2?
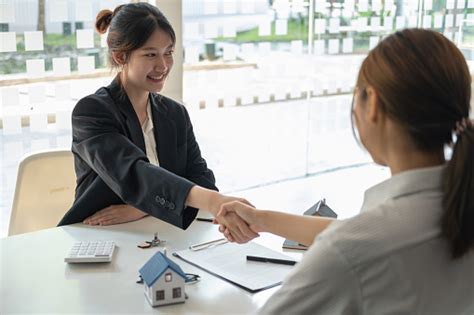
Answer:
246;255;297;266
196;217;213;222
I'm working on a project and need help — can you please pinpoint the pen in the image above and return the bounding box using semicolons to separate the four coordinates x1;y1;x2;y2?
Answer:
246;255;297;266
196;217;214;222
189;238;228;251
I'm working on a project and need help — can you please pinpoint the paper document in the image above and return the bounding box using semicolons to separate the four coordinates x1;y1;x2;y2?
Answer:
173;242;296;293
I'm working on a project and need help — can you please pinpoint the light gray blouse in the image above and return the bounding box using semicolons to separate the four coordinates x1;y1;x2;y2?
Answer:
260;165;474;315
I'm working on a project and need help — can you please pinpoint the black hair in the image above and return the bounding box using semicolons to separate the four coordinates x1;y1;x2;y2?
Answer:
95;2;176;68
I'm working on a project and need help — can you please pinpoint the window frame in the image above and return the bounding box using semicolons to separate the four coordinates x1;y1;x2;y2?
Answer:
155;289;165;301
172;287;182;299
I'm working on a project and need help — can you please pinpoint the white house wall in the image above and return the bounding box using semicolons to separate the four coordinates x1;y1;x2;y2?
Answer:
149;268;185;306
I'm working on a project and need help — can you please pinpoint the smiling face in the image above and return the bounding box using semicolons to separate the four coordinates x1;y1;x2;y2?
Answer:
116;28;175;94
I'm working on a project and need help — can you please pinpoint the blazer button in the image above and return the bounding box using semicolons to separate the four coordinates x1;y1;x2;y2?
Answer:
155;196;161;203
169;203;175;210
160;199;165;206
164;201;170;208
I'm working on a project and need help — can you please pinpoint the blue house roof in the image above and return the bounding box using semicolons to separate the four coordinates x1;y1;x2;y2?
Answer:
139;251;187;287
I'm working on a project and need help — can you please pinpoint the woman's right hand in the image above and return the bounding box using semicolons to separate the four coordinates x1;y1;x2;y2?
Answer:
207;193;254;216
185;186;259;243
210;195;260;243
216;201;265;242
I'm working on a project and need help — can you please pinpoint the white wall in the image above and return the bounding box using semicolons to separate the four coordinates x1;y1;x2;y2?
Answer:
152;0;183;103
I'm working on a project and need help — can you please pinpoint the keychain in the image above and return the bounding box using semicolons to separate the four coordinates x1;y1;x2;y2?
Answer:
137;232;166;249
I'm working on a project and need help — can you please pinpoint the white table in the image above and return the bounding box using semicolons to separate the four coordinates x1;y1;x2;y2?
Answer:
1;164;389;313
0;214;297;314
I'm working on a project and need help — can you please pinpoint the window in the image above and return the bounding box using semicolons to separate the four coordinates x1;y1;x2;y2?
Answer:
181;0;474;192
165;272;172;282
1;0;473;238
155;290;165;301
172;287;182;299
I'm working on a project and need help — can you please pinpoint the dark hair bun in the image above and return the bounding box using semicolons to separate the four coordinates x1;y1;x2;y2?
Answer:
95;9;113;34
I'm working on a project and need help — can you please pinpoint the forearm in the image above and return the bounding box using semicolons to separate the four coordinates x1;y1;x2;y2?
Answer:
185;185;221;216
258;211;334;246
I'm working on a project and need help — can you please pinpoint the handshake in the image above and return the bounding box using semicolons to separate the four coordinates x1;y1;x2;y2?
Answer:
202;188;334;247
207;193;263;244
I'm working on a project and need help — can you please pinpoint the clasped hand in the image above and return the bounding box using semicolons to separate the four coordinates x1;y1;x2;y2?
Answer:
215;200;263;243
210;196;259;244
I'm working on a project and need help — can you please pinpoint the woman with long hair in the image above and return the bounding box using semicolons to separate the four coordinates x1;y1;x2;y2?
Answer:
219;29;474;313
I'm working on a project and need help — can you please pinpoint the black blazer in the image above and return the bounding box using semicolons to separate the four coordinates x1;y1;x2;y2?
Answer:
58;78;217;229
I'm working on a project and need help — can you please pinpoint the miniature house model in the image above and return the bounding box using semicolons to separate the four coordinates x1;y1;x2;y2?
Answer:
139;251;186;307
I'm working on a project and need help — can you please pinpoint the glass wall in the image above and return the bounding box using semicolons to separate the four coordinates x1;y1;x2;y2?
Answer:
181;0;473;190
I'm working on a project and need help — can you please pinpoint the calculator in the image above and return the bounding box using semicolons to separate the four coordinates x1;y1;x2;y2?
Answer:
64;241;116;263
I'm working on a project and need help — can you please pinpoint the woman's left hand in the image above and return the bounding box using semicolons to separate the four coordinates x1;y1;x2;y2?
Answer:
83;205;148;226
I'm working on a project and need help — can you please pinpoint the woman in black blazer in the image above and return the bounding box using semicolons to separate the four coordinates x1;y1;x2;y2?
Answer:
59;3;257;243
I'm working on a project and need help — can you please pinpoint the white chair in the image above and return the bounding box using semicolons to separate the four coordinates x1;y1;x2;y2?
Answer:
8;149;76;236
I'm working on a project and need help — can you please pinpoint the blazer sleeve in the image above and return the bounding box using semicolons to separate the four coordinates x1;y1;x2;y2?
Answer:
71;97;196;229
183;107;218;191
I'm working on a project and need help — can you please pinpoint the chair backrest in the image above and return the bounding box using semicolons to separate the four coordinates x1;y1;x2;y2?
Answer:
8;149;76;236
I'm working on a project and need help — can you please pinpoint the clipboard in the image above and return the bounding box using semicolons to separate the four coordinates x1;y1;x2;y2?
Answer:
173;241;296;293
282;199;337;250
